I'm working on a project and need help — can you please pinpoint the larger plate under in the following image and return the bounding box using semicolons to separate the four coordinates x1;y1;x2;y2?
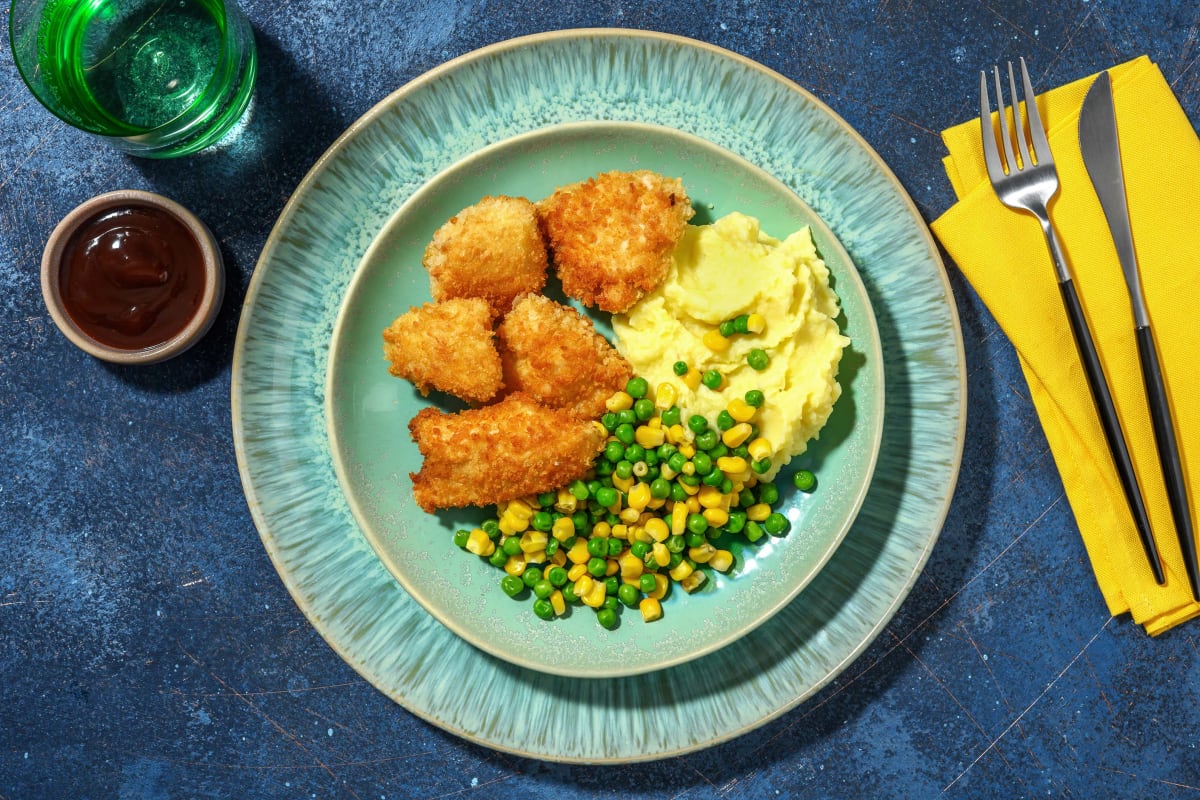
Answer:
232;29;965;762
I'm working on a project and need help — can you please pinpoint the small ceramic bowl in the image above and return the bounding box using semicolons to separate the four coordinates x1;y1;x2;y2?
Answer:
41;189;225;365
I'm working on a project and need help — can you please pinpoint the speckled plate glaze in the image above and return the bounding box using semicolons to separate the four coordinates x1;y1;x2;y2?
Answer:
233;30;965;762
325;121;884;678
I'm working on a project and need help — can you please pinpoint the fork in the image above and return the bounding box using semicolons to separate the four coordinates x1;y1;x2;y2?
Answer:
980;58;1165;585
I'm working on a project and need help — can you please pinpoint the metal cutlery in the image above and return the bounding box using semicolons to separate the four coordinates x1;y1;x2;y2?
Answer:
979;58;1165;585
1078;69;1199;600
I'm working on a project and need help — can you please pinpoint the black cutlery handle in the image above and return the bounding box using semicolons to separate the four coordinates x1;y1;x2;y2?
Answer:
1059;279;1165;584
1135;324;1200;600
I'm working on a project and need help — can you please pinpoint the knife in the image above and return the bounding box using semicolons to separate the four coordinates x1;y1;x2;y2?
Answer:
1078;70;1200;601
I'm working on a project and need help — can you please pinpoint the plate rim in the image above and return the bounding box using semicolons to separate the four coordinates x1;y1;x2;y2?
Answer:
231;27;967;762
322;118;887;678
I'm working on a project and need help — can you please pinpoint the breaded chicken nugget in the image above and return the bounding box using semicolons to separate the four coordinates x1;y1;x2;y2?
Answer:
536;170;694;313
423;195;548;313
408;393;605;512
498;293;633;419
382;297;503;404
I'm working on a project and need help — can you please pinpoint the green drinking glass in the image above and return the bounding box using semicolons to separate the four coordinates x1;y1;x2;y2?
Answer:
9;0;257;158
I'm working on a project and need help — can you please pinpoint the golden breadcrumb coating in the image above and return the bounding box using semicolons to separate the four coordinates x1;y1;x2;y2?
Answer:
408;393;606;512
423;195;548;313
382;297;503;404
498;293;633;419
536;170;694;313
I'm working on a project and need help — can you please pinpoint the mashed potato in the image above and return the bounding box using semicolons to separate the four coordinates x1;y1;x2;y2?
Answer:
612;212;848;479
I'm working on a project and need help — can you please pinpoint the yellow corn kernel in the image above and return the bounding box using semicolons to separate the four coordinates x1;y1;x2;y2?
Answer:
746;502;772;522
554;488;577;514
703;507;730;528
633;526;654;544
745;313;766;334
681;571;708;593
652;542;671;567
671;502;689;535
567;538;591;564
747;437;773;462
709;549;734;572
721;423;754;448
659;465;678;481
582;580;607;608
627;483;652;512
681;461;696;476
703;329;731;352
635;425;665;448
689;542;717;563
619;507;641;525
526;550;547;564
590;421;609;443
574;574;594;594
697;485;725;509
465;528;495;557
644;517;670;542
567;562;589;582
503;554;527;576
591;521;612;538
498;512;529;535
610;523;628;540
507;499;534;521
605;391;633;412
647;496;667;511
669;559;694;581
685;495;702;514
654;382;678;409
611;474;634;494
519;530;548;554
619;550;644;578
551;549;567;567
649;573;670;599
717;455;749;474
727;398;757;422
550;590;566;616
678;443;696;458
679;480;700;496
639;597;663;622
683;367;702;391
605;559;620;577
665;424;686;445
551;516;575;542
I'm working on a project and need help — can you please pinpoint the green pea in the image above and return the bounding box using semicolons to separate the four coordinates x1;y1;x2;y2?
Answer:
533;598;554;620
758;482;779;505
668;552;684;569
617;408;637;425
686;513;709;536
501;575;524;597
601;412;619;432
502;536;522;556
624;444;645;463
595;487;619;508
607;537;624;557
547;566;568;586
453;529;470;548
604;575;620;596
544;538;559;557
727;510;747;534
532;511;553;531
666;534;687;553
732;444;750;459
695;430;719;451
630;541;650;558
603;441;624;463
595;459;614;477
752;458;772;475
534;579;554;599
667;452;688;472
562;583;579;603
661;406;682;427
572;511;590;532
618;583;640;607
716;410;735;431
587;537;608;558
673;360;689;376
644;448;659;467
536;491;555;508
634;398;655;421
701;369;723;390
614;460;634;480
691;452;713;475
747;349;770;371
745;520;765;542
687;414;710;434
597;608;617;629
733;314;750;334
678;472;701;487
670;482;690;502
719;477;734;495
719;319;737;337
793;469;817;492
523;567;543;588
626;377;649;399
650;477;672;499
587;557;607;577
702;469;725;488
764;513;790;536
488;549;509;568
738;488;756;507
615;423;636;445
744;389;765;408
684;530;705;548
706;443;728;460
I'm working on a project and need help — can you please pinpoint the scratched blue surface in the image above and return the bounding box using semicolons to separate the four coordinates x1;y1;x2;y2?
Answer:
3;1;1200;798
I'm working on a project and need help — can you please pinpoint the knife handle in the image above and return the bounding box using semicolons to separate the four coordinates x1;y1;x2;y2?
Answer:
1135;324;1200;600
1058;279;1165;584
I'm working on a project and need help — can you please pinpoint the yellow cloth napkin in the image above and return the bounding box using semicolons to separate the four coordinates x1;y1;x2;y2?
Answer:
932;56;1200;635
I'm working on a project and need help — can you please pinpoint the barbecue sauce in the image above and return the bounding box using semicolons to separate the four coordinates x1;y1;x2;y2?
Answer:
58;204;206;350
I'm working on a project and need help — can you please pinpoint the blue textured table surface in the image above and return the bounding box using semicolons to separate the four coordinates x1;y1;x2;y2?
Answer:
4;2;1200;798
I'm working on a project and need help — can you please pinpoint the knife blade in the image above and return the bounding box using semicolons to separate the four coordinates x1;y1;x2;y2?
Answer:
1078;69;1200;601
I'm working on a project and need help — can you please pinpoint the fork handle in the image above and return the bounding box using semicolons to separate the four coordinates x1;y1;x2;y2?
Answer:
1135;324;1200;599
1058;278;1165;584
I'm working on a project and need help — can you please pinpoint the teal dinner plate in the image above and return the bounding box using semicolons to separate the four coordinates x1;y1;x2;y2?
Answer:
233;29;965;762
326;121;884;678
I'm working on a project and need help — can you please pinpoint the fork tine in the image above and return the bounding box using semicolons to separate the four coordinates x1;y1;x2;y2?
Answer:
992;66;1018;173
1007;62;1032;169
1019;57;1052;165
979;70;1005;181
